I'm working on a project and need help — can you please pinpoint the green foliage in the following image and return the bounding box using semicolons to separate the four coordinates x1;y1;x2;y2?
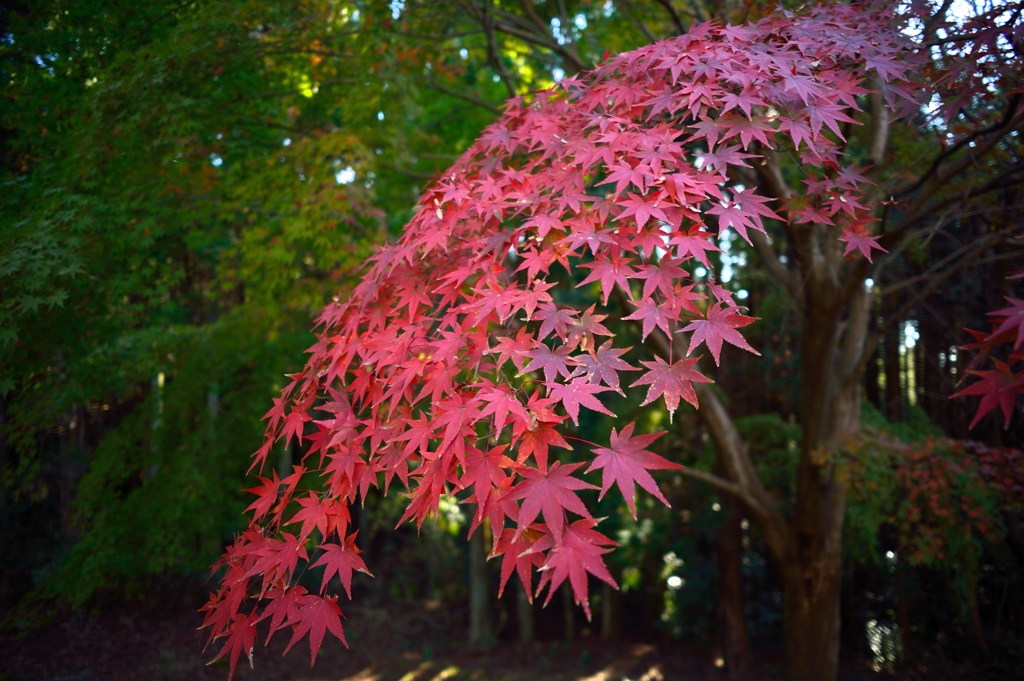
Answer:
0;0;392;605
859;400;943;444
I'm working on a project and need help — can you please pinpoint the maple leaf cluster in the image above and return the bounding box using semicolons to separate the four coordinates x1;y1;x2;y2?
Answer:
952;270;1024;430
203;5;924;676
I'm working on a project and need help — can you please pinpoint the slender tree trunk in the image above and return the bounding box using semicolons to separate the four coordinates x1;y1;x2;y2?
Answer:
468;528;495;648
865;345;881;409
718;483;754;680
896;554;911;658
883;294;902;421
59;412;78;542
967;569;989;652
601;580;620;640
0;393;9;607
516;584;535;644
563;581;575;641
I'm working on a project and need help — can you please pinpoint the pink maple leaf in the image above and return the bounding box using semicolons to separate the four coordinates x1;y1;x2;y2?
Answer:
586;423;680;517
681;303;760;365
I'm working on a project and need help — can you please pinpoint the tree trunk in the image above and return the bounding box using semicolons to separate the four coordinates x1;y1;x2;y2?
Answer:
563;581;575;641
468;528;495;648
0;393;9;607
883;294;902;421
516;584;535;644
782;561;844;681
637;259;867;681
780;278;861;681
718;486;754;680
601;580;620;640
967;570;989;652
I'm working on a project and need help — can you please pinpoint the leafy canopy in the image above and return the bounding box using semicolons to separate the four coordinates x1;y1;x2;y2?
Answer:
203;4;926;676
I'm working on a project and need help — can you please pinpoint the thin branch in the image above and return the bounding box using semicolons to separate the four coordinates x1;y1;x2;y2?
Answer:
877;233;1004;297
879;236;1006;335
468;2;519;99
892;96;1022;206
488;1;586;73
848;234;1010;391
614;0;660;43
677;465;744;497
749;230;804;310
654;0;689;35
922;0;957;41
426;79;502;115
901;161;1024;230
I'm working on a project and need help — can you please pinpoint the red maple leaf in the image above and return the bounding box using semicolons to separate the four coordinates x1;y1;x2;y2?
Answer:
493;525;553;601
245;533;308;585
566;305;614;351
311;532;373;598
210;612;257;680
244;472;280;521
577;254;636;305
538;518;618;620
281;407;311;448
509;461;597;540
256;584;307;645
520;343;576;382
283;594;348;666
460;443;515;509
262;396;287;431
681;303;760;365
950;361;1024;429
630;356;712;420
622;298;677;341
487;327;538;372
513;419;571;472
288;492;350;542
476;383;530;435
586;423;680;517
667;225;723;268
545;378;615;426
989;297;1024;350
633;257;687;299
839;225;887;262
570;340;639;393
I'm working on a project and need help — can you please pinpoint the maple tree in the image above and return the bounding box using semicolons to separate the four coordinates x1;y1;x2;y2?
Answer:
203;3;1024;680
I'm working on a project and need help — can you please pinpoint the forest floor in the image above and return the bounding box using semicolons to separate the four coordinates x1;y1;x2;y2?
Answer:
0;581;1003;681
